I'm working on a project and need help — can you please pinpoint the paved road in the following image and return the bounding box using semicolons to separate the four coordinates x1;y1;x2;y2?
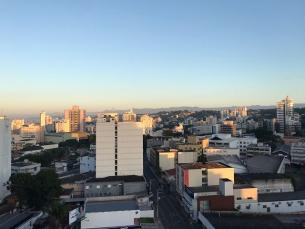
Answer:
143;158;201;229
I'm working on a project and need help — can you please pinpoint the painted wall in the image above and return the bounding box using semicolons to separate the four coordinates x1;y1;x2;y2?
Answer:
187;169;202;187
159;153;175;171
207;168;234;186
233;188;258;204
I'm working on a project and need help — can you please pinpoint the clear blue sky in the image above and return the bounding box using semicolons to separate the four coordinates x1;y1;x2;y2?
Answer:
0;1;304;116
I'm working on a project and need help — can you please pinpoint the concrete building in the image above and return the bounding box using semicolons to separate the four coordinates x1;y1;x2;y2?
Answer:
291;140;305;165
40;111;46;130
65;105;86;132
20;145;44;155
96;113;143;178
221;121;236;136
205;116;217;126
0;212;43;229
203;147;240;157
140;114;153;135
11;118;24;131
81;196;153;229
11;160;41;175
80;156;96;174
0;116;11;203
20;124;44;143
276;95;295;133
122;108;136;122
234;173;294;194
55;119;71;132
246;143;271;158
150;147;197;171
84;175;146;198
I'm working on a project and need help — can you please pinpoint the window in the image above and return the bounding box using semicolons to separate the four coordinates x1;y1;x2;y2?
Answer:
288;203;291;207
246;206;250;209
86;186;89;190
97;185;100;189
247;197;253;199
119;184;123;188
100;193;102;196
263;205;267;208
108;184;112;188
275;204;279;207
237;197;241;200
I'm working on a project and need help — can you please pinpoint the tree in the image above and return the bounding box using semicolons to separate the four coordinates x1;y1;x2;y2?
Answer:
8;170;62;210
88;134;96;143
45;201;70;227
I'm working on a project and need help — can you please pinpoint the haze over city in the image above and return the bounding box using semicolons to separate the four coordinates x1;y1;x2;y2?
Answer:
1;1;305;116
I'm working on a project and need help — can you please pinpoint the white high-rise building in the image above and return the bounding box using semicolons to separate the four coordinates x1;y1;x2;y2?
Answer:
276;96;295;133
122;108;137;122
96;113;143;178
11;119;24;131
40;111;46;130
65;105;86;132
0;116;11;202
140;114;153;135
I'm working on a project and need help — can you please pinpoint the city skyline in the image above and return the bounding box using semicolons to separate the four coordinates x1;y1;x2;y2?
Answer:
1;1;305;115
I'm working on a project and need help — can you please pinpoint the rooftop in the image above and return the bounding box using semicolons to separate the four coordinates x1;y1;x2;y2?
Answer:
273;145;291;155
233;184;255;189
11;162;40;167
206;155;245;167
165;168;176;176
246;155;284;173
0;212;40;229
61;188;74;196
190;185;220;193
201;213;286;229
87;175;145;183
178;162;229;170
86;200;138;213
234;173;288;184
258;191;305;202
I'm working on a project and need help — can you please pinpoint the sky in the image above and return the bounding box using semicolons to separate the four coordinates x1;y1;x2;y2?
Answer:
0;1;305;116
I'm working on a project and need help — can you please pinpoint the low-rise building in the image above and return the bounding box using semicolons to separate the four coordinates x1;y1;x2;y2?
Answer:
11;160;41;175
234;173;294;194
80;156;96;174
84;175;146;198
246;143;271;158
20;145;44;155
246;155;285;174
206;155;247;173
203;147;240;157
291;140;305;165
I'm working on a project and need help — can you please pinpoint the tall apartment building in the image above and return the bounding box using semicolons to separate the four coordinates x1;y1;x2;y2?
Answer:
140;114;153;135
40;111;46;130
276;96;294;133
11;118;24;131
64;105;86;132
21;124;44;143
0;117;11;202
96;113;143;178
45;115;53;125
122;108;137;122
221;121;237;136
206;116;217;126
220;110;230;120
55;119;71;133
231;107;248;117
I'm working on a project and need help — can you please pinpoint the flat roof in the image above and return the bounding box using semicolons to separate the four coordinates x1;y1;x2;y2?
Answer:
233;184;255;189
190;185;220;193
11;162;39;167
258;191;305;202
246;155;284;173
86;200;138;213
234;173;288;184
20;145;43;151
178;162;229;170
201;213;286;229
61;188;74;196
87;175;145;183
0;213;40;229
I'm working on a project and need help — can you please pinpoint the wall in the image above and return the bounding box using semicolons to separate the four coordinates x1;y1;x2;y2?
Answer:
236;199;305;213
80;156;96;174
61;183;84;197
85;181;123;198
178;151;197;164
187;169;202;187
0;117;11;202
140;210;154;218
159;153;175;171
207;168;234;186
81;210;140;229
233;188;258;204
124;182;146;195
252;179;294;193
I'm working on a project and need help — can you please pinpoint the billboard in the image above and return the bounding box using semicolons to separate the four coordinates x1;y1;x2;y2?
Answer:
69;204;86;225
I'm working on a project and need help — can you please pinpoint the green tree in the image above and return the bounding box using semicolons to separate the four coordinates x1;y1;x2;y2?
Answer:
45;201;70;227
88;134;96;143
8;170;62;210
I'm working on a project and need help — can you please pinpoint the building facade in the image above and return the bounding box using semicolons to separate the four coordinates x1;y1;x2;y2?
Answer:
291;140;305;165
122;108;136;122
65;105;86;132
96;113;143;178
140;114;153;135
0;116;11;202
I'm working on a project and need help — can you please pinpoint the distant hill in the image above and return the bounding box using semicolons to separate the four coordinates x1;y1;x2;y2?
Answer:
9;103;305;120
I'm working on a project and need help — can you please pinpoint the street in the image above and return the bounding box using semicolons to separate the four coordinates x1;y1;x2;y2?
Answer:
143;158;201;229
